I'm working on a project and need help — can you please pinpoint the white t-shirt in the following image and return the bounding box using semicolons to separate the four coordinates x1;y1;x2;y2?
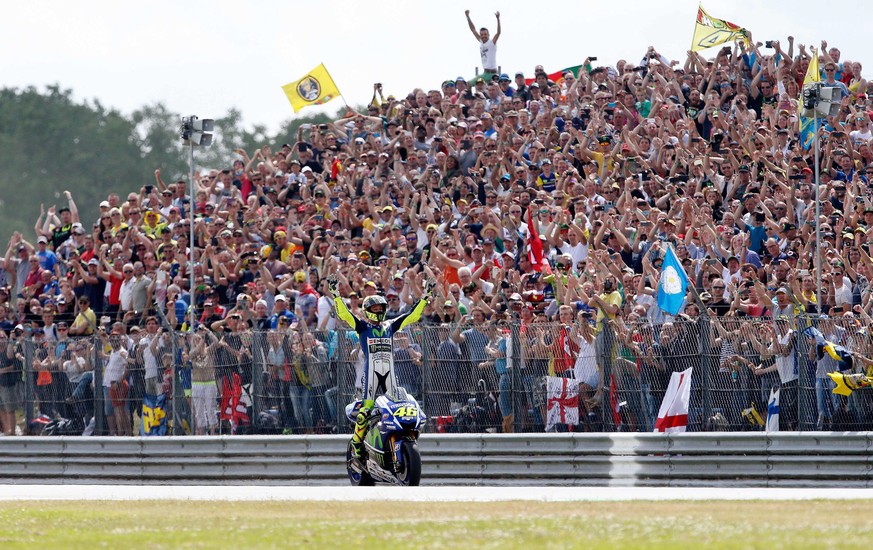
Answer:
850;128;872;147
140;333;160;380
317;295;336;331
773;330;797;384
560;241;589;265
574;338;598;387
64;356;88;385
834;278;853;307
103;348;128;387
480;39;497;71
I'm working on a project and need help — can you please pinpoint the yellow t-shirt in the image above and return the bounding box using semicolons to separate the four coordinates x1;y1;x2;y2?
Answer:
595;290;622;334
72;309;97;335
589;151;615;174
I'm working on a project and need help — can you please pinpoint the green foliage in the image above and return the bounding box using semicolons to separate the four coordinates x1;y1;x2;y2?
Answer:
0;85;359;245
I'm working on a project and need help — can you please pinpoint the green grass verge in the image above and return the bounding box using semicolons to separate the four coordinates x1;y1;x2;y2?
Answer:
0;499;869;549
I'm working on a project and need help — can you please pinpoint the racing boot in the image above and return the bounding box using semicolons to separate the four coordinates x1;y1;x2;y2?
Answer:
350;399;374;460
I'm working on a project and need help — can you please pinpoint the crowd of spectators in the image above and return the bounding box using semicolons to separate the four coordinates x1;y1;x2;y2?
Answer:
2;22;873;435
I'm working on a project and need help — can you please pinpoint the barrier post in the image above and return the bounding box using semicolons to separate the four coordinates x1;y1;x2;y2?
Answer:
699;314;712;430
93;335;104;435
510;321;522;433
23;336;34;430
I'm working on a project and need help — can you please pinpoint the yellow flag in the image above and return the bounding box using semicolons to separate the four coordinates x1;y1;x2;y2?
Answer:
802;48;820;89
282;64;341;113
691;4;749;52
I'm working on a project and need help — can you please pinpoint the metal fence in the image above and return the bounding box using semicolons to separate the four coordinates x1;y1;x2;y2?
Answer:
2;433;872;487
2;314;872;436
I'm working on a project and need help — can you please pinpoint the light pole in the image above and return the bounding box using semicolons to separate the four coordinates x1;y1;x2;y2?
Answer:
814;115;821;312
802;84;840;314
179;116;214;330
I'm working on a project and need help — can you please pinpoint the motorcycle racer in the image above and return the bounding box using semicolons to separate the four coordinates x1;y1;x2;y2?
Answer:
328;275;435;461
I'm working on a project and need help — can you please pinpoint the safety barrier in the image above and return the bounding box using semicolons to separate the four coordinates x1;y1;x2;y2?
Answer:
12;314;873;439
1;433;871;487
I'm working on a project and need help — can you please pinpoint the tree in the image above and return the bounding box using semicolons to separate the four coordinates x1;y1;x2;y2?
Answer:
0;85;367;244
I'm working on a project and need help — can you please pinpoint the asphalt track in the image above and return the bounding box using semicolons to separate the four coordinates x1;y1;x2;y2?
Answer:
1;485;872;501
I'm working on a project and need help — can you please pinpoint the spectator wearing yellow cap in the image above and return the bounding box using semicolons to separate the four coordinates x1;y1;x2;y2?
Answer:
140;210;167;238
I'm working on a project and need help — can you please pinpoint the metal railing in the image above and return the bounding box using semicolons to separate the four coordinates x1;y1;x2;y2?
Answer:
2;314;871;436
1;433;871;487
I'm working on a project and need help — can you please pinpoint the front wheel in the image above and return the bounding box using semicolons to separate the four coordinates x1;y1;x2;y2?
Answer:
395;440;421;486
346;442;374;486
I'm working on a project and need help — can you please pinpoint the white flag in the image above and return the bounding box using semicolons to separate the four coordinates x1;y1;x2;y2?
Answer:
545;376;579;431
654;367;693;433
766;387;780;432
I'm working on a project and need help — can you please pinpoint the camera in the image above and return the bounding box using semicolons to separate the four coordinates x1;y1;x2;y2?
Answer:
145;185;153;194
319;124;329;131
765;41;774;48
589;57;598;62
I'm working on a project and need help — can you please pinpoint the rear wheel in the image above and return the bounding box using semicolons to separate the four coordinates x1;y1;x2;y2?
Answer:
395;440;421;486
346;442;374;486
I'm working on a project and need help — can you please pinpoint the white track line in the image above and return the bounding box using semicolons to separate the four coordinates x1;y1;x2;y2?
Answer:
1;486;873;501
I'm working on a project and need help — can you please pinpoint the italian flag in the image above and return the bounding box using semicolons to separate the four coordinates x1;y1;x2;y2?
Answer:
525;64;585;86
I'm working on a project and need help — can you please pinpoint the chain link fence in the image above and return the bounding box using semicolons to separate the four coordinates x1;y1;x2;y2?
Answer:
3;314;872;436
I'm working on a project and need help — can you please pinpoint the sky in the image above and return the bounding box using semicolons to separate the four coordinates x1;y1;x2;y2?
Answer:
3;0;873;134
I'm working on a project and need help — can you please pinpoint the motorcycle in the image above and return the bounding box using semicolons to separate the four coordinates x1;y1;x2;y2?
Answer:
345;387;426;486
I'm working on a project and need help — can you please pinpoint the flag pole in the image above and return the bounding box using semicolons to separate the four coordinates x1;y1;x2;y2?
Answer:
321;62;353;113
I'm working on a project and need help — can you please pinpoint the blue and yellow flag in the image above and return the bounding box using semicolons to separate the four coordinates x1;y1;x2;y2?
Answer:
798;50;820;150
691;4;749;52
282;63;341;113
803;326;853;371
141;392;168;436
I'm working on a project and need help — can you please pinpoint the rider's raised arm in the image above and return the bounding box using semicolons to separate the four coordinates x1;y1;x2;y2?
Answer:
333;295;364;331
391;295;428;333
391;279;435;332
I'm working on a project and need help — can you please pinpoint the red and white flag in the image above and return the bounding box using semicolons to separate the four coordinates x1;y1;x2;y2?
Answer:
546;376;579;431
654;367;693;433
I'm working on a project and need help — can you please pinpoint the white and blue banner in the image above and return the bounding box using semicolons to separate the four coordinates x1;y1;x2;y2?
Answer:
766;387;780;432
656;246;689;316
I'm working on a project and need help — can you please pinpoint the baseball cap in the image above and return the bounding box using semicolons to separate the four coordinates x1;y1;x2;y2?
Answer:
37;236;47;244
99;201;110;208
275;294;287;302
294;271;306;282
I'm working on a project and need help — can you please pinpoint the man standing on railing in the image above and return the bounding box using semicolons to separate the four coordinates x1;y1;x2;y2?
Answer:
464;10;501;77
327;275;435;463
